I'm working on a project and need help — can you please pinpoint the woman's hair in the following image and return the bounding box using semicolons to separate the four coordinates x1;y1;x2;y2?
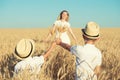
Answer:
57;10;69;21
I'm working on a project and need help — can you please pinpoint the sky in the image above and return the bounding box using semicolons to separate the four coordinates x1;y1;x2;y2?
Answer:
0;0;120;28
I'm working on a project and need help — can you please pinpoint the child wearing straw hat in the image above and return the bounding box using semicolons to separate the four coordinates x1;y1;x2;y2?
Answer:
46;21;102;80
14;39;56;74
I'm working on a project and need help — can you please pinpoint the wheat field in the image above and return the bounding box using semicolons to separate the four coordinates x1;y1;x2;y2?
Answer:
0;28;120;80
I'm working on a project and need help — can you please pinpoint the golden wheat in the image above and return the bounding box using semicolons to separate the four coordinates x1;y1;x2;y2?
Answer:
0;28;120;80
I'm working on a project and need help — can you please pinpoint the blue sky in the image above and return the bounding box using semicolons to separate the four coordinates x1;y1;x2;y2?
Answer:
0;0;120;28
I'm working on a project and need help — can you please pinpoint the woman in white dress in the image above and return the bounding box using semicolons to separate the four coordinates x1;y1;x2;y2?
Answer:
45;10;77;45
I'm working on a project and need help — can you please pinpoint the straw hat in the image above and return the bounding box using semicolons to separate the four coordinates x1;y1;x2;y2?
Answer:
82;22;100;39
15;39;35;60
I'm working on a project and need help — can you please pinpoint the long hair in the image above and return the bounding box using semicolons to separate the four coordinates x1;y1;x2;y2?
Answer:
57;10;69;22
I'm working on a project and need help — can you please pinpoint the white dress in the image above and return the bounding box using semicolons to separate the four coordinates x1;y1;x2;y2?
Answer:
54;20;71;45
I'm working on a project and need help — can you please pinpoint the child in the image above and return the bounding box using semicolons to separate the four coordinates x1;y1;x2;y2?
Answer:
14;39;56;74
47;21;102;80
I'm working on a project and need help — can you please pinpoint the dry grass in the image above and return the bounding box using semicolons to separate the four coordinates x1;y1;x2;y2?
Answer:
0;28;120;80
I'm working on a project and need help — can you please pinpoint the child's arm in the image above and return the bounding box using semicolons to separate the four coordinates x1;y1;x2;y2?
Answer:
43;38;72;59
43;41;56;59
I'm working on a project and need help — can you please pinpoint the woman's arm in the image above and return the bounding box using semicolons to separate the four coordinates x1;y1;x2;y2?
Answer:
44;24;56;42
68;27;77;43
44;33;52;42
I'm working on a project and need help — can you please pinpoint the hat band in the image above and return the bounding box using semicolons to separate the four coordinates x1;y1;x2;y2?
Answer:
84;31;99;37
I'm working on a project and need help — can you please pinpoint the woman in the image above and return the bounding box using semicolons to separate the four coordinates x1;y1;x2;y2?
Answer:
45;10;77;45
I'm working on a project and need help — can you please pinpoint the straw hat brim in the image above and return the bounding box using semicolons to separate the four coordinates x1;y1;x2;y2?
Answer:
82;29;100;39
14;39;35;60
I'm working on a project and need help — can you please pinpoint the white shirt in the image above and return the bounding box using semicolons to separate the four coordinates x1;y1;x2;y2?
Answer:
54;20;71;44
14;56;44;74
70;44;102;80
